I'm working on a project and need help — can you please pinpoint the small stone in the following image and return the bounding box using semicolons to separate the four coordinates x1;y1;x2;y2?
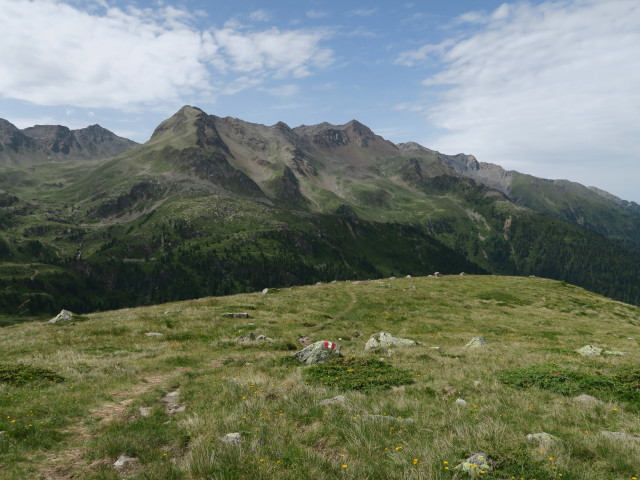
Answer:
459;272;465;276
139;407;152;417
576;345;603;356
163;390;186;415
465;336;488;348
318;395;347;406
456;452;493;475
145;332;163;337
600;431;640;441
262;288;269;294
473;381;482;387
236;332;256;343
114;454;138;469
526;432;557;446
406;275;412;278
220;432;242;446
293;340;342;365
433;272;440;278
223;312;249;318
455;398;468;406
430;346;441;350
389;276;396;280
48;309;73;324
255;334;273;342
573;394;604;404
387;349;394;357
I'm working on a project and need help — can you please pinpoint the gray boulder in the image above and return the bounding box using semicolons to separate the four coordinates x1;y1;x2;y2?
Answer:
220;432;242;446
576;345;603;356
465;336;488;348
48;309;73;324
293;340;341;365
364;332;420;350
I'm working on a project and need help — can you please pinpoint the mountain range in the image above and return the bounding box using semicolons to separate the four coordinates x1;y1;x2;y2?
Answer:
1;106;639;321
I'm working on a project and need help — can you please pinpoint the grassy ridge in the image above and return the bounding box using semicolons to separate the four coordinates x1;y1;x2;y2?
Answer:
1;275;639;479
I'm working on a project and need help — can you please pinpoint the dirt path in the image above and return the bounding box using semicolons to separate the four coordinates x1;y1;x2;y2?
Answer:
37;368;189;480
333;287;358;322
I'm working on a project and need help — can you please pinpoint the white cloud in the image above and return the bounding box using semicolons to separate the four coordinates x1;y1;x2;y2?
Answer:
0;0;333;109
400;0;640;200
213;27;333;78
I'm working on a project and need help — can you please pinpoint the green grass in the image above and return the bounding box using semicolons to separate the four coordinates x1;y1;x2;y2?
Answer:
0;363;65;386
303;358;414;392
0;275;639;479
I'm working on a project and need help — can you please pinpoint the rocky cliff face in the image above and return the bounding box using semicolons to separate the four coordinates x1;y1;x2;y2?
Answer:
0;119;137;166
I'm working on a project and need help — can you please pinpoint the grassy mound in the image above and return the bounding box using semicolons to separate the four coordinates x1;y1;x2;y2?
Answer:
0;363;65;386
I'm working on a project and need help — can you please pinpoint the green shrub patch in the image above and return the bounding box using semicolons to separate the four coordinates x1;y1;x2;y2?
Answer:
0;363;65;386
499;364;640;407
303;358;414;392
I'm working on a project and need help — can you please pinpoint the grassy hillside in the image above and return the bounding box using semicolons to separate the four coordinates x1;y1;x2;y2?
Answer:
1;275;639;479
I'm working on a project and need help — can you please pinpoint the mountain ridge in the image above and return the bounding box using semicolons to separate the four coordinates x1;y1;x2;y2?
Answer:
0;118;138;166
1;105;639;318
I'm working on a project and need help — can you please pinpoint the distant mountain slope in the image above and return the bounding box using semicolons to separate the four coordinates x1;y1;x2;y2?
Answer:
1;105;639;319
0;118;137;166
437;152;640;246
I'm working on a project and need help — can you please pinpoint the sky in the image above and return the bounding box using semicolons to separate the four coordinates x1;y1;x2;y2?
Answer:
1;0;639;202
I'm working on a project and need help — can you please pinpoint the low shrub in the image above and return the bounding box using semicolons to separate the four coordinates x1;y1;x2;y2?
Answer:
303;358;414;392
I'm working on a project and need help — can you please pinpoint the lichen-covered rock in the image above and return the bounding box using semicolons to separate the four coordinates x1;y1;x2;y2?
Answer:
465;336;488;348
526;432;557;446
48;309;73;324
114;454;139;469
456;453;493;476
455;398;468;406
220;432;242;446
576;345;603;356
293;340;341;365
364;332;420;350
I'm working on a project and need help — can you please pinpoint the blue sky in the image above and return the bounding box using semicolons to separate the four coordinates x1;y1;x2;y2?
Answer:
1;0;639;202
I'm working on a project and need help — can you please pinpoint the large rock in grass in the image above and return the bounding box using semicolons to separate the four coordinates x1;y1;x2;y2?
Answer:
576;345;603;356
576;345;626;357
293;340;341;365
465;336;488;348
47;309;73;324
364;332;420;350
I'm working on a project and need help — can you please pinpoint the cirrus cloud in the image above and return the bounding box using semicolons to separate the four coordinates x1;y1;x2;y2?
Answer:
398;0;640;200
